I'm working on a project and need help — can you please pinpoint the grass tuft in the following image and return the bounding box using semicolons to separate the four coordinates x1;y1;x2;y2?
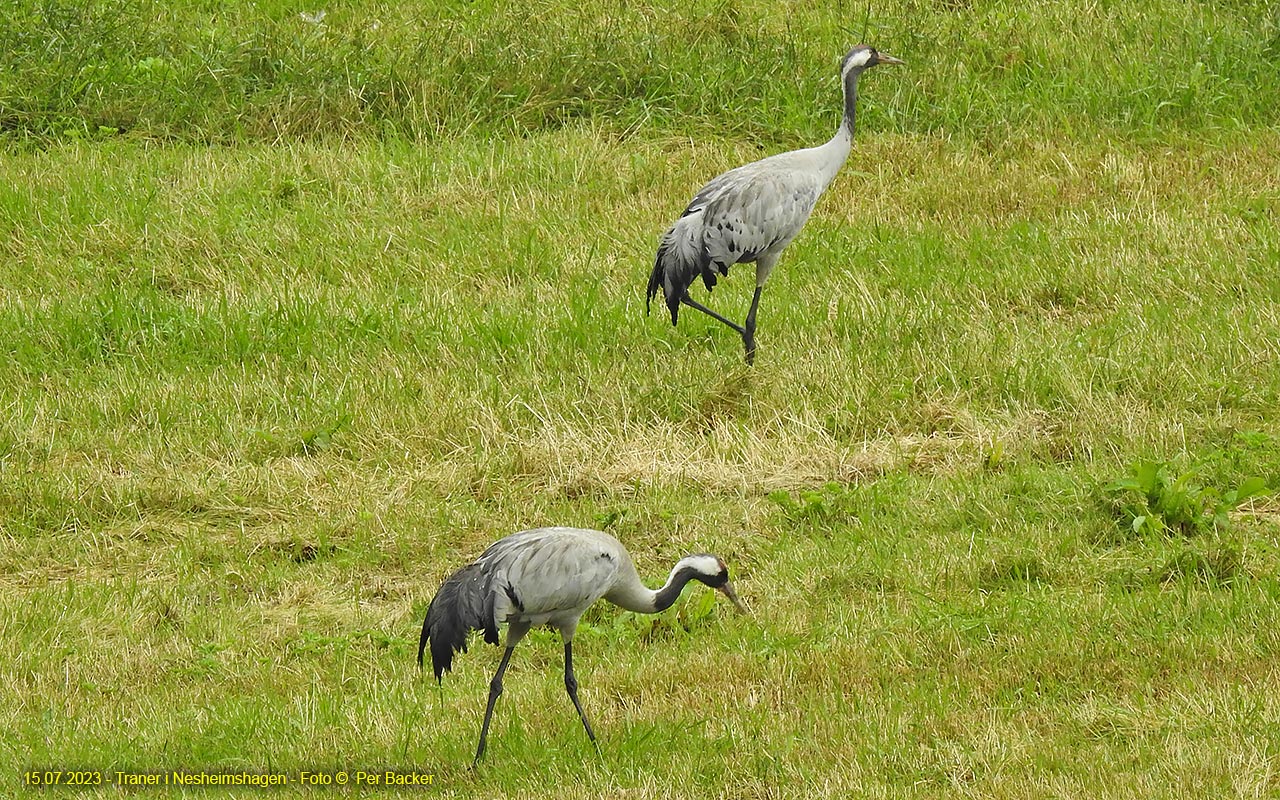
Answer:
977;555;1053;590
1156;546;1247;587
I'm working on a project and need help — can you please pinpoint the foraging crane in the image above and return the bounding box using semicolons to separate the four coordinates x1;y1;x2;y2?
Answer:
418;526;748;765
647;44;904;364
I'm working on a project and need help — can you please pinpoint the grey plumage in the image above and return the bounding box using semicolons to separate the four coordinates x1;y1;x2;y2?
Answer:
417;526;747;764
418;528;625;680
647;44;904;364
649;166;819;320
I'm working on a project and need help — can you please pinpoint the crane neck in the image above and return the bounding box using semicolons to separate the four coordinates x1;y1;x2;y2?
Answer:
802;67;861;183
651;564;705;612
802;72;858;186
608;560;708;614
839;69;862;140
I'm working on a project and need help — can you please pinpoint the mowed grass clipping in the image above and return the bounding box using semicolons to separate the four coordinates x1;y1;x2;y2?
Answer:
3;0;1280;797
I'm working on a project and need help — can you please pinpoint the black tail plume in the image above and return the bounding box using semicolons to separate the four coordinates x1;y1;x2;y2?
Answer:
646;246;678;324
418;563;498;682
416;608;432;670
650;219;722;328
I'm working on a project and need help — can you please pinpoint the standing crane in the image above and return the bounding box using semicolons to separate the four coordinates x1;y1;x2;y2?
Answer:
417;526;748;765
647;44;904;364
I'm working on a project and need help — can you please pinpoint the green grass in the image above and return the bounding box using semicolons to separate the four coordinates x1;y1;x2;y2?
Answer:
3;0;1280;796
3;0;1278;143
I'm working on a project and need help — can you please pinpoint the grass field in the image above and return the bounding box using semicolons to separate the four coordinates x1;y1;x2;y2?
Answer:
3;0;1280;796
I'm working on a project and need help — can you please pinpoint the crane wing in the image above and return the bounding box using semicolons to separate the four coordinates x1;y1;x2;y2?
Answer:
648;163;822;325
699;168;820;269
496;535;621;619
418;528;626;681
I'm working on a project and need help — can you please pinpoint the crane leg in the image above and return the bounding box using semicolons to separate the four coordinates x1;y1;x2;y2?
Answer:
680;295;747;337
743;286;763;365
473;646;516;766
563;642;600;751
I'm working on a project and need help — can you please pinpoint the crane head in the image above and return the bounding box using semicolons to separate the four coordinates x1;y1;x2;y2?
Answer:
841;45;906;80
682;554;750;614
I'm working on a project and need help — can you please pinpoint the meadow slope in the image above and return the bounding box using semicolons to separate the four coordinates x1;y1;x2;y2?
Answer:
2;0;1280;797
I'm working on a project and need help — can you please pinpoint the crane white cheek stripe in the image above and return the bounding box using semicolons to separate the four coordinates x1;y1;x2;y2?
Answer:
841;48;873;81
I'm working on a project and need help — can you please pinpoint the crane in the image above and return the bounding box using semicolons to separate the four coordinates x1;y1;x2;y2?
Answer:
418;526;748;764
646;44;904;364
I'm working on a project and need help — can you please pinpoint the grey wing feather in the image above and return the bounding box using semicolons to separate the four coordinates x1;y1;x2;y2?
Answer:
418;528;623;681
418;532;547;679
648;164;822;326
497;535;621;619
701;171;819;266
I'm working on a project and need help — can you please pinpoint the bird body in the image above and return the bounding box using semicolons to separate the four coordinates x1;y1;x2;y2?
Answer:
420;528;621;679
418;527;746;763
651;132;851;310
647;45;903;363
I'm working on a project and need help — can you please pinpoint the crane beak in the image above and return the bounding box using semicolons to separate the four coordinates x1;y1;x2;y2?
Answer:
876;53;905;67
719;582;750;614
